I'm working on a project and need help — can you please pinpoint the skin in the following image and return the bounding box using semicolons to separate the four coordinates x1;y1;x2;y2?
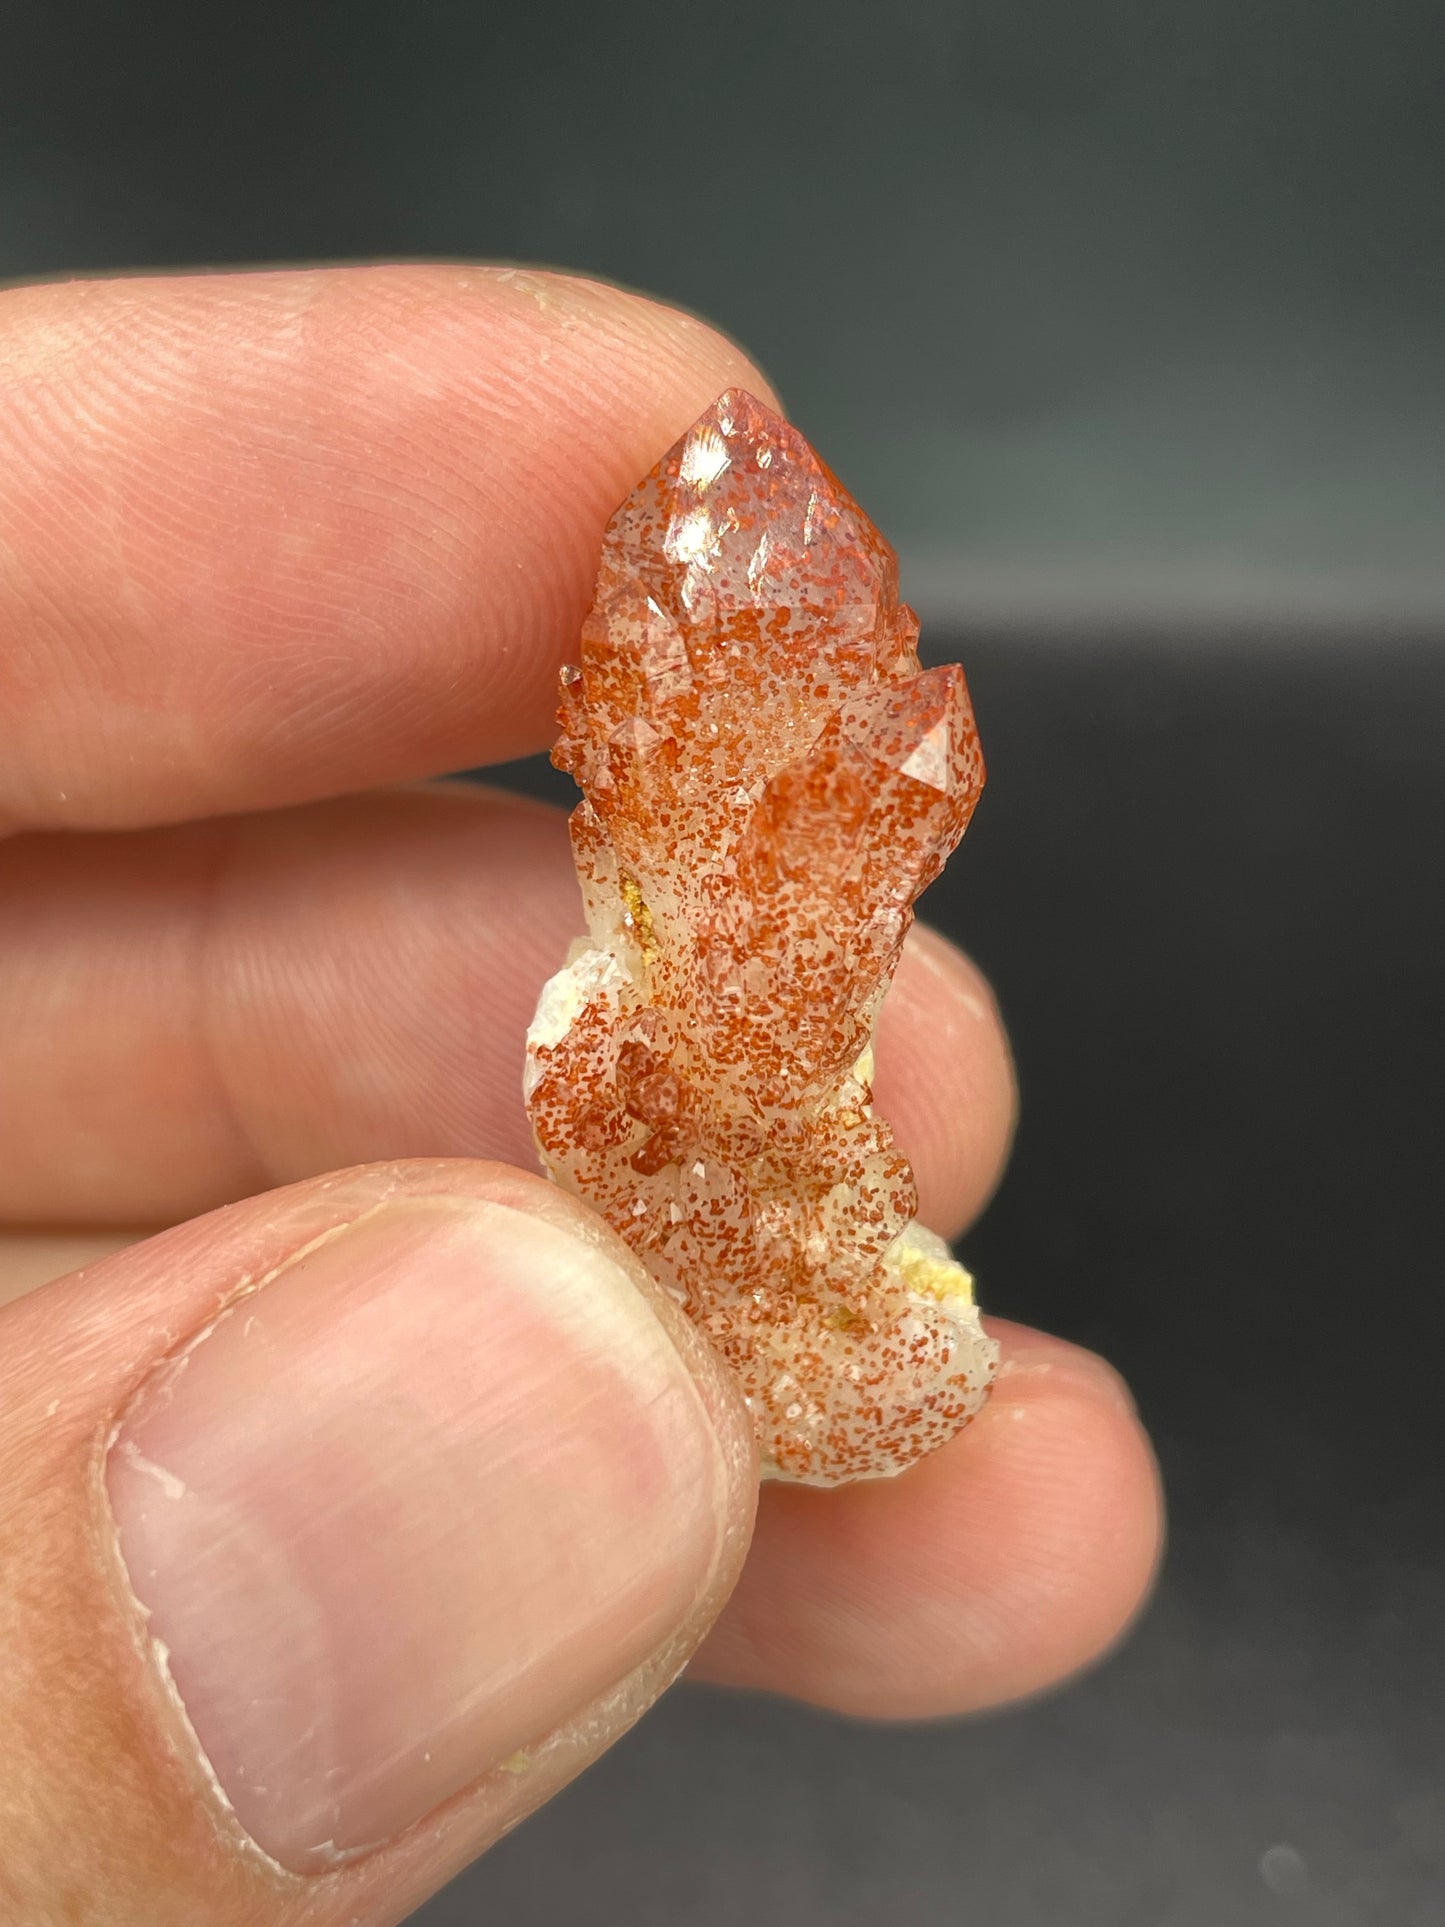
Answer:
0;264;1162;1924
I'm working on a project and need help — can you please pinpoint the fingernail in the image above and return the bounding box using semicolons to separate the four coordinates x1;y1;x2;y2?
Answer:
105;1197;730;1872
996;1337;1138;1416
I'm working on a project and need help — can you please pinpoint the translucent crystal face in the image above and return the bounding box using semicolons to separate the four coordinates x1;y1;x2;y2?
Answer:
526;390;996;1483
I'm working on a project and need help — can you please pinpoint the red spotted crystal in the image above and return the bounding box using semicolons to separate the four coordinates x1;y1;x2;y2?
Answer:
525;391;996;1483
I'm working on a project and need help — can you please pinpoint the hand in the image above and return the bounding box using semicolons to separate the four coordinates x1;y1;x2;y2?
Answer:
0;265;1162;1926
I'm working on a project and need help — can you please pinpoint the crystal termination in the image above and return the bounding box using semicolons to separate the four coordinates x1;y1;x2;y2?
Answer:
525;391;997;1484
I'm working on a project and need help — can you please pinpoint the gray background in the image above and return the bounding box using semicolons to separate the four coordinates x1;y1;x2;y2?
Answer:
5;0;1445;629
3;4;1442;1922
473;639;1445;1927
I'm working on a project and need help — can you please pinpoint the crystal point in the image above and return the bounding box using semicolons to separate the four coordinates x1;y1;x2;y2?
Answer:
526;391;996;1484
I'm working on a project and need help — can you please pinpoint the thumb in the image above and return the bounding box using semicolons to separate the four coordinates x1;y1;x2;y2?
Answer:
1;1162;756;1925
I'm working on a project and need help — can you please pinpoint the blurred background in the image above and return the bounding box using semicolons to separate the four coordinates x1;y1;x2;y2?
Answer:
4;3;1442;1921
6;0;1445;630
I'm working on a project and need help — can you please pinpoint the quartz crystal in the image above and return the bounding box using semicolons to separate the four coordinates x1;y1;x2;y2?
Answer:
525;390;997;1483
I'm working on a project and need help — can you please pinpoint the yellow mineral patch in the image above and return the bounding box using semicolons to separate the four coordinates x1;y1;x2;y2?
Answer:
619;873;660;966
893;1239;976;1307
821;1303;869;1332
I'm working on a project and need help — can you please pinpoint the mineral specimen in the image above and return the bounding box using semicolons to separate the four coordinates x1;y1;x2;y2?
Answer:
524;390;997;1483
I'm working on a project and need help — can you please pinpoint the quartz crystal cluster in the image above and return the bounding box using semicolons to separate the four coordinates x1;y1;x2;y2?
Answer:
525;391;996;1483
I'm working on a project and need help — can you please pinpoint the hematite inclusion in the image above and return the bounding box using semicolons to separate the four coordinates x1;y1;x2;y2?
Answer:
525;390;996;1484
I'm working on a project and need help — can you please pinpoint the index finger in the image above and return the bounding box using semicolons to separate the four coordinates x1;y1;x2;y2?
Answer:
0;265;774;833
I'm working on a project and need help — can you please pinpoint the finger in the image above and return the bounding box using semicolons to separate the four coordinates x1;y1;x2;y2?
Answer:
4;1213;1159;1737
0;1231;137;1310
878;919;1016;1235
693;1320;1162;1717
0;1161;755;1923
0;264;774;833
0;788;1017;1231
